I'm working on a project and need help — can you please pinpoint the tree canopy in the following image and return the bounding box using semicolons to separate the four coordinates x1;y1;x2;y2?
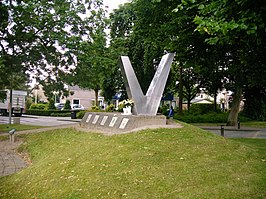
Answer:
0;0;104;93
1;0;265;122
108;0;266;123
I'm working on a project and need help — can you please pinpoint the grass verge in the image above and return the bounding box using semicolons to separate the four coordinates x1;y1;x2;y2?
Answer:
0;124;265;198
0;124;44;133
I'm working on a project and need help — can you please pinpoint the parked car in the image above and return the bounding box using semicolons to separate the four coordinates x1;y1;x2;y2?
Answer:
71;104;85;110
55;103;65;110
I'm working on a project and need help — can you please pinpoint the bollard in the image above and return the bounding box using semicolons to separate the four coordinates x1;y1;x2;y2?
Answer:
220;125;224;137
237;120;240;129
13;117;20;124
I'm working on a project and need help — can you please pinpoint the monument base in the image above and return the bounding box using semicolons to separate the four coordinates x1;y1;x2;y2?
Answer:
78;112;180;135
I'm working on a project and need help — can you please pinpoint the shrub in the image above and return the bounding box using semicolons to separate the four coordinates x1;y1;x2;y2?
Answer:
26;98;33;110
90;105;100;111
174;112;229;123
106;104;115;112
117;99;134;112
50;112;71;117
26;109;71;117
48;99;55;110
64;99;71;110
26;109;52;116
29;103;47;110
189;104;221;115
159;104;170;116
77;111;86;119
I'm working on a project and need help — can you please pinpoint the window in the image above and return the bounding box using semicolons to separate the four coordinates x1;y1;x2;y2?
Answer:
73;99;80;104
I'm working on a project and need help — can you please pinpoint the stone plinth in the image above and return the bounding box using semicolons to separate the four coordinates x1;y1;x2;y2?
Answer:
79;112;167;134
13;117;20;124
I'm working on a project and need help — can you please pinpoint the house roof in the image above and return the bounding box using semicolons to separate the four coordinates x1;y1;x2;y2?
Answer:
184;98;213;104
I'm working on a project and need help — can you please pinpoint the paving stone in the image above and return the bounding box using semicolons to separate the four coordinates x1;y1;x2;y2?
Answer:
0;141;28;177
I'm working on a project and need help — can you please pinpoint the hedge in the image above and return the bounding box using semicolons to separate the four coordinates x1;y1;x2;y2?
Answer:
174;112;251;123
29;103;47;110
26;109;77;117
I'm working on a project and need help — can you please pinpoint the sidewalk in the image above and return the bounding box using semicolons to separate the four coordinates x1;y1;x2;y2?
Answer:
0;124;77;177
0;140;27;177
197;125;266;138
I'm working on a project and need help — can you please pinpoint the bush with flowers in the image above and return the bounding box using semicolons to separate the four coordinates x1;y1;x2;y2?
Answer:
117;99;134;112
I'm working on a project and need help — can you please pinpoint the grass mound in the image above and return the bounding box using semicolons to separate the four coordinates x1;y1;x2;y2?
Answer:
0;124;265;198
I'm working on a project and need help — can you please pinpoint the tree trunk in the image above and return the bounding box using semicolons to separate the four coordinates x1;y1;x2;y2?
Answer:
94;89;99;107
187;97;191;111
214;92;217;112
227;86;242;126
178;66;183;115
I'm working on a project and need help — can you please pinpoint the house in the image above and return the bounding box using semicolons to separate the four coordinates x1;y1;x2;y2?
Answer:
63;86;104;109
31;85;104;109
32;85;48;103
182;89;232;110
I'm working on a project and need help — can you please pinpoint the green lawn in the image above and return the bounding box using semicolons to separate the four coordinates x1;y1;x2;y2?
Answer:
0;124;265;198
0;124;44;133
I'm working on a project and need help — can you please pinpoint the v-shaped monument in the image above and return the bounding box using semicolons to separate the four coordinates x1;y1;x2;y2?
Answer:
79;53;177;134
120;53;175;116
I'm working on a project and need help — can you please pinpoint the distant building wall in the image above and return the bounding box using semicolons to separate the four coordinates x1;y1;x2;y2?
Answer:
64;86;104;109
32;85;48;103
62;86;94;109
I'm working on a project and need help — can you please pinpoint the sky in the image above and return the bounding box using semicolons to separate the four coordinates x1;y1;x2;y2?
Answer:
103;0;130;13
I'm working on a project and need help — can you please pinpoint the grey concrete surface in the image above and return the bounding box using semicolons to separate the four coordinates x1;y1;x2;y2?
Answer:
0;140;27;177
198;126;266;138
0;115;80;126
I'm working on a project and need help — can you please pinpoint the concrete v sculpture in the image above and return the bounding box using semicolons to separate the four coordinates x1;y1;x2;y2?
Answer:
79;53;180;134
119;53;175;116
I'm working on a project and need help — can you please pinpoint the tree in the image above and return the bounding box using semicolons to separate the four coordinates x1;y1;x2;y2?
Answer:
0;0;104;92
110;0;265;122
127;0;206;114
39;75;69;102
103;3;137;102
64;99;71;110
182;67;201;110
185;0;266;125
73;8;110;107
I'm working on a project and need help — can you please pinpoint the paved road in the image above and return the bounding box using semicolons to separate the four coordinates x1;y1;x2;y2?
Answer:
197;126;266;138
0;115;80;126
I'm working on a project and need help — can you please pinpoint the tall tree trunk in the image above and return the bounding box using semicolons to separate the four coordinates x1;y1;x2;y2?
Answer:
227;86;242;126
94;89;99;107
214;92;217;112
178;66;183;115
187;96;191;111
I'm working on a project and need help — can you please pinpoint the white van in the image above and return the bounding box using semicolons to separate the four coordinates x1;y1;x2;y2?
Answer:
0;90;27;116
